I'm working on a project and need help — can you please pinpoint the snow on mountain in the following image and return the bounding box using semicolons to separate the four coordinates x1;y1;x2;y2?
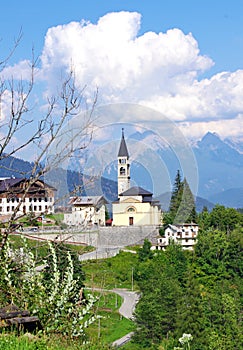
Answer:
1;131;242;208
224;137;243;154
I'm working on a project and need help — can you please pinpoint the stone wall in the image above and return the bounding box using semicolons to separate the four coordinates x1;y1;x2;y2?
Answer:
98;226;158;247
36;225;159;248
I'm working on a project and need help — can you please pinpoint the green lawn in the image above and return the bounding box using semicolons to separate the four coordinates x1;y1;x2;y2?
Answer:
82;251;139;290
85;291;135;344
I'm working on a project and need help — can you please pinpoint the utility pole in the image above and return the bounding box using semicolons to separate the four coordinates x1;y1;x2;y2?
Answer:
131;267;134;291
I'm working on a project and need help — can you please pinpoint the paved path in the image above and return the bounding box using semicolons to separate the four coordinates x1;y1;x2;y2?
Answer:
87;288;140;320
87;287;140;348
112;331;135;348
113;288;140;320
111;288;139;348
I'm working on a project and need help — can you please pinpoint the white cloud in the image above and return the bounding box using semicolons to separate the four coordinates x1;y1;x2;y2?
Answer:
2;11;243;141
178;114;243;141
40;11;213;99
0;60;34;81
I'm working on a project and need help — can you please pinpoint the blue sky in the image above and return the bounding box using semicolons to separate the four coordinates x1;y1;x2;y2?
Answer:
1;0;243;146
1;0;243;75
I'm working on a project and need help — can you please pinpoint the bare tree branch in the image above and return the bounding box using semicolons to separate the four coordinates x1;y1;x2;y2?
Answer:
0;40;98;252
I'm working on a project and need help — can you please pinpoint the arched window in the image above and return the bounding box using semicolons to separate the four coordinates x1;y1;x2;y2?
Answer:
127;206;136;213
120;167;126;175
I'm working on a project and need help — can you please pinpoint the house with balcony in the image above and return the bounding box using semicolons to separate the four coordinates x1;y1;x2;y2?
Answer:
152;223;199;250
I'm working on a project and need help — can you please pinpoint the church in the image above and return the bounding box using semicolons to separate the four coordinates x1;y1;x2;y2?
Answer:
112;129;162;226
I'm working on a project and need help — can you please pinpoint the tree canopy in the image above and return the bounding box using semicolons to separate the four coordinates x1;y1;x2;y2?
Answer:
167;170;197;225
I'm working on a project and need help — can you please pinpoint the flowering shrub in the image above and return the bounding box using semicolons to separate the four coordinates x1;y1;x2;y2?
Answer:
0;236;99;338
174;333;193;350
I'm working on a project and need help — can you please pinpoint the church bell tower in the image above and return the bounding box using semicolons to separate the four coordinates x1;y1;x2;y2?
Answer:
117;128;130;196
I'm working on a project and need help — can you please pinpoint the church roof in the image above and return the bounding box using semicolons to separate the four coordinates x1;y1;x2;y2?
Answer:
118;128;129;157
120;186;153;197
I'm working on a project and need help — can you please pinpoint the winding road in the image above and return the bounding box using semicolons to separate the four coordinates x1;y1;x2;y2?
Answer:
111;288;140;348
112;288;140;320
87;287;140;347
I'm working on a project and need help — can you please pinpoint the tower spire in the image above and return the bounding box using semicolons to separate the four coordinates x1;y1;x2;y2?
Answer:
117;128;130;196
118;128;129;158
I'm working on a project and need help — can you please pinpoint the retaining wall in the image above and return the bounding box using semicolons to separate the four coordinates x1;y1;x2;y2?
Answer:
36;225;159;248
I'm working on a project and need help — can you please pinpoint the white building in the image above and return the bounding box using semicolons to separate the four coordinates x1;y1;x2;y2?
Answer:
117;128;130;196
63;196;107;227
0;178;55;217
112;129;162;226
153;223;199;250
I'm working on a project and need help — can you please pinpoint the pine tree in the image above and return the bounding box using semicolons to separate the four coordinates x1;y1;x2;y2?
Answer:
175;178;197;224
175;268;208;349
169;169;183;222
168;171;196;224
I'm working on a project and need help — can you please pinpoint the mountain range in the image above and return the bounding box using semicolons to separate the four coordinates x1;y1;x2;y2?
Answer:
0;131;242;210
126;131;243;209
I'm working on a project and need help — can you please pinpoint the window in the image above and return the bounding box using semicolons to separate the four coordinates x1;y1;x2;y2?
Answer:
120;167;126;175
129;217;134;226
0;198;2;203
127;207;135;212
0;207;2;211
7;206;10;212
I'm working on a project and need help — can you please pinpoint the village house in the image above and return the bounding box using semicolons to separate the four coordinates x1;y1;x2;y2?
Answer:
0;177;55;217
152;223;199;250
63;195;107;227
112;129;162;226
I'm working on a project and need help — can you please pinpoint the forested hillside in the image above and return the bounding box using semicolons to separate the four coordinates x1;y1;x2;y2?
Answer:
132;209;243;350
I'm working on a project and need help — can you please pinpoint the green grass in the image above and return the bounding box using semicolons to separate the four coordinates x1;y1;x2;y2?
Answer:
82;251;139;290
121;342;142;350
8;234;95;260
86;291;135;344
0;333;52;350
0;332;112;350
81;252;139;346
47;213;64;222
3;238;139;349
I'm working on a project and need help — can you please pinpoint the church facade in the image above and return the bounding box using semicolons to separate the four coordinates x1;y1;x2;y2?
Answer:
112;130;162;226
